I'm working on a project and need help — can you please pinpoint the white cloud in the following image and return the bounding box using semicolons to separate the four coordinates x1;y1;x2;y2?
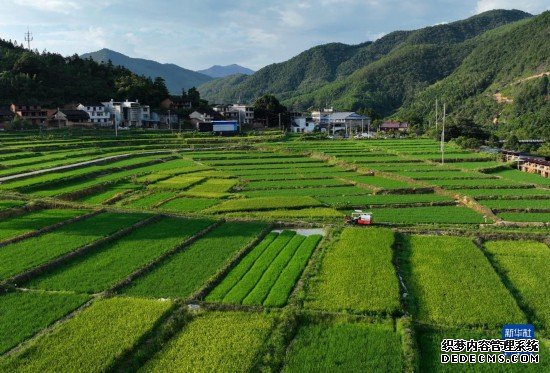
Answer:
475;0;549;14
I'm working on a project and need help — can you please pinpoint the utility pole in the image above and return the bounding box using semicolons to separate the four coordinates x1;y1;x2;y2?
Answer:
435;98;437;131
441;103;446;164
367;119;371;138
168;109;171;132
278;113;281;131
24;28;33;50
361;118;364;135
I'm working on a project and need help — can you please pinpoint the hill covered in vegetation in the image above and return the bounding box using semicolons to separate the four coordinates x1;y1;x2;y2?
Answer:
199;10;549;139
0;41;169;108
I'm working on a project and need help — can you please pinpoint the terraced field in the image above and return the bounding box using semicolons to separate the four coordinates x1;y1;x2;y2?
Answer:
0;132;547;371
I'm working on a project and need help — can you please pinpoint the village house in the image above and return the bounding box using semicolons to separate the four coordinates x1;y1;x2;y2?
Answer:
102;99;151;127
291;117;315;133
77;103;111;126
49;109;91;127
379;121;409;132
213;104;254;125
160;96;192;111
10;104;48;125
520;158;550;178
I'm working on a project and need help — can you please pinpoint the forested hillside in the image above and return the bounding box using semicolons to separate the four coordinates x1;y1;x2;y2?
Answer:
0;41;169;108
397;12;550;139
198;9;532;110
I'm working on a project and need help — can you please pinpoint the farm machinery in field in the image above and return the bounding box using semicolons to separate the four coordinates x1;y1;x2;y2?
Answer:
345;210;373;225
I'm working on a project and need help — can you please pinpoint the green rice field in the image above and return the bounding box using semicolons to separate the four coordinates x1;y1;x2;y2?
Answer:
0;133;547;371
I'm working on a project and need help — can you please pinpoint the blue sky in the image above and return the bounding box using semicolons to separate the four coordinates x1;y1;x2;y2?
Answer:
0;0;548;71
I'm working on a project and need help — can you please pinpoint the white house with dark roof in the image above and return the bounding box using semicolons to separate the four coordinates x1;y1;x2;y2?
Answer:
77;103;111;125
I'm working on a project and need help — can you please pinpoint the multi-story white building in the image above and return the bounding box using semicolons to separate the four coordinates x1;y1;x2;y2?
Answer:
291;117;315;133
77;103;111;126
213;104;254;125
231;104;254;125
101;99;150;127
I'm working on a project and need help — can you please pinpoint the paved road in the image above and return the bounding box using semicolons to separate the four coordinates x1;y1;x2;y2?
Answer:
0;154;131;183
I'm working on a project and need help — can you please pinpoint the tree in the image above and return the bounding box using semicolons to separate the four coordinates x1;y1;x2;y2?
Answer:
504;134;520;151
253;94;288;128
437;116;488;141
187;87;201;108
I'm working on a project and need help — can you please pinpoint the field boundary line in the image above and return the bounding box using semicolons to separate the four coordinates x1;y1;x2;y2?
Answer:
0;214;161;289
104;219;224;296
0;208;101;249
191;223;275;302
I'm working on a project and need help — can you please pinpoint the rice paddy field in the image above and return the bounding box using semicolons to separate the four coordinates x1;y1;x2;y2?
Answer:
0;131;547;371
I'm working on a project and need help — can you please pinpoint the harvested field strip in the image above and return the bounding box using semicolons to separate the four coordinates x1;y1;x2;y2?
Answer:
318;194;452;207
0;297;172;372
185;178;238;194
484;240;550;335
0;291;90;354
226;208;343;220
25;217;213;294
460;188;550;199
230;166;339;176
498;212;550;222
204;158;322;166
343;175;413;189
214;162;327;171
451;161;504;169
153;175;205;190
481;199;550;210
78;182;141;204
282;320;403;372
0;209;87;242
243;178;349;190
120;191;177;209
222;231;296;304
205;196;322;213
398;171;496;179
120;221;266;299
263;234;322;307
400;235;526;327
238;172;353;181
242;234;306;305
371;205;487;224
157;197;220;213
305;228;400;314
140;311;274;373
0;212;148;281
429;178;526;188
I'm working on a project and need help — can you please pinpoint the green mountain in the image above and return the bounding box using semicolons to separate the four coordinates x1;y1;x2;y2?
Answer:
81;48;212;94
0;42;169;108
198;9;535;116
396;12;550;139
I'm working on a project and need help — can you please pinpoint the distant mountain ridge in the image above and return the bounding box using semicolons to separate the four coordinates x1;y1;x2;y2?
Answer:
197;9;535;117
197;64;254;78
81;48;213;94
